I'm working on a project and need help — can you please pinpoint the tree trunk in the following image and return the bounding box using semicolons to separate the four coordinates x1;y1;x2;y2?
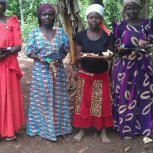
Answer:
58;0;82;64
19;0;24;26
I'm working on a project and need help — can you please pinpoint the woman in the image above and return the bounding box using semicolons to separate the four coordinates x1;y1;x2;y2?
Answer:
112;0;153;139
0;0;25;140
73;4;114;143
25;3;72;141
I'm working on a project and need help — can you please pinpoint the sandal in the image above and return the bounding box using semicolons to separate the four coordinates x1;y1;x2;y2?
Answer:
6;136;16;141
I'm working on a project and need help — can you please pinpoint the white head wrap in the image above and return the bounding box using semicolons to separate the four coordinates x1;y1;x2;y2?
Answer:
86;4;104;19
123;0;141;7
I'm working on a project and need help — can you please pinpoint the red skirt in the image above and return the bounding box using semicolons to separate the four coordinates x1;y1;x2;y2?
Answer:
73;69;113;130
0;55;25;137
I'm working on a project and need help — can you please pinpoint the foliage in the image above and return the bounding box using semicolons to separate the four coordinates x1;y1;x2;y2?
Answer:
4;0;153;41
78;0;90;29
149;0;153;18
21;18;38;42
103;0;122;30
5;0;20;17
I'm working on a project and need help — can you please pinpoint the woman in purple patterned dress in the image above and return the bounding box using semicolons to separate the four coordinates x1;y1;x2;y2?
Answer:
112;0;153;139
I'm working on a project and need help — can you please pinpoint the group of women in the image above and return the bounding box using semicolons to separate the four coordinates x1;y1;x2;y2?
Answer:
0;0;153;143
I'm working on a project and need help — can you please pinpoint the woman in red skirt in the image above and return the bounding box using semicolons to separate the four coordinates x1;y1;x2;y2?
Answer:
73;4;114;143
0;0;25;140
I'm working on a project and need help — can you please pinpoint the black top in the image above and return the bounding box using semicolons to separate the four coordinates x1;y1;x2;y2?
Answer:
75;29;111;73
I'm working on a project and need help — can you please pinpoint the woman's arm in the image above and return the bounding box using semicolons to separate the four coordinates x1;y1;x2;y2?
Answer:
100;34;114;61
25;29;40;61
10;45;21;54
75;42;83;62
0;45;21;60
107;34;115;52
27;54;40;61
0;51;9;60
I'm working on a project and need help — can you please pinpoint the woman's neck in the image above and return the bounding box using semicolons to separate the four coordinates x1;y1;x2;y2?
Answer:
87;28;102;41
88;27;101;33
41;25;53;31
127;18;142;25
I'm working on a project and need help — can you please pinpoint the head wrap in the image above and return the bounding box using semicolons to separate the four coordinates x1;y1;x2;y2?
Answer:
123;0;141;7
85;4;110;36
122;0;146;19
38;3;56;17
86;4;104;18
0;0;6;4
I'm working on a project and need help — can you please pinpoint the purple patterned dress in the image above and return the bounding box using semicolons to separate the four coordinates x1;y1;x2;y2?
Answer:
112;19;153;138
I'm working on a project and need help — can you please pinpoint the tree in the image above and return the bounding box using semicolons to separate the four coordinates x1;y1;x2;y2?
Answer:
58;0;82;64
5;0;153;42
19;0;24;26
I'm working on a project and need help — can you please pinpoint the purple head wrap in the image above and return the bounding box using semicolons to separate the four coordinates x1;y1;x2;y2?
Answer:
38;3;56;16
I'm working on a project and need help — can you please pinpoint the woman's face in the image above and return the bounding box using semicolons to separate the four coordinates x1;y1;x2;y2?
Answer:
40;10;55;27
0;2;6;15
87;12;102;30
125;2;140;20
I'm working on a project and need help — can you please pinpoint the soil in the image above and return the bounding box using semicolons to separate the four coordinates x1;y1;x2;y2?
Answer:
0;52;153;153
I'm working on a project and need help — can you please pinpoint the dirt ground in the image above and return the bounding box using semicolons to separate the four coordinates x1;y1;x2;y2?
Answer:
0;52;153;153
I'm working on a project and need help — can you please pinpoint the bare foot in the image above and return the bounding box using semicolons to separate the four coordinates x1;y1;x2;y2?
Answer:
62;135;70;142
101;135;112;143
101;129;112;143
93;131;98;138
74;129;85;142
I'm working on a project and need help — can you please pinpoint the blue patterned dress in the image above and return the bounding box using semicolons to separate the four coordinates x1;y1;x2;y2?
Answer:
25;27;72;141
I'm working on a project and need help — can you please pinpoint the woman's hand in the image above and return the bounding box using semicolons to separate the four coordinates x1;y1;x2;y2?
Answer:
28;54;41;61
116;47;126;53
101;54;113;61
139;40;148;47
0;51;9;60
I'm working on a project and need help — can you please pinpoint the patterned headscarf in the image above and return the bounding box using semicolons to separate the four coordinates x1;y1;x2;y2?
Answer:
38;3;56;17
38;3;56;26
123;0;141;7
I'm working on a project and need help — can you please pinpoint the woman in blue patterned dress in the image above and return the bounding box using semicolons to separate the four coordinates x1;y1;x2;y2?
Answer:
25;3;72;141
112;0;153;139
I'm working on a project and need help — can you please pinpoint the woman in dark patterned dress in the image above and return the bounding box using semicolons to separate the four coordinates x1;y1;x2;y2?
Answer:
112;0;153;139
73;4;114;143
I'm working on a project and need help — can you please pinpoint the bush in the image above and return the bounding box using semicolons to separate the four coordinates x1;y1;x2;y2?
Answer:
103;0;122;30
21;17;38;42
